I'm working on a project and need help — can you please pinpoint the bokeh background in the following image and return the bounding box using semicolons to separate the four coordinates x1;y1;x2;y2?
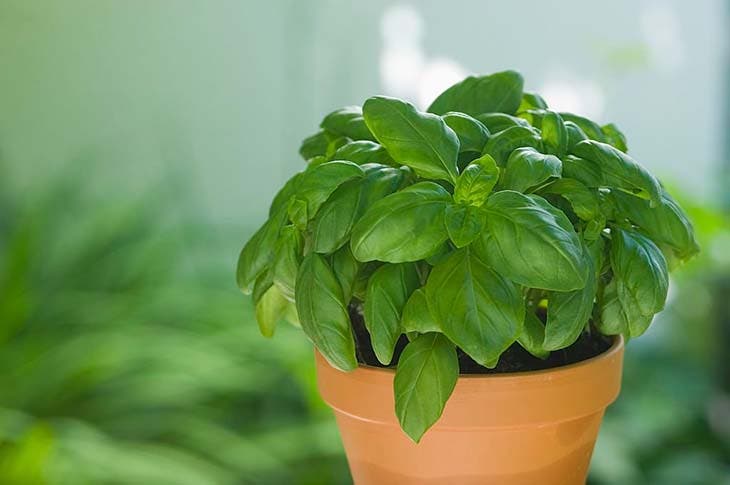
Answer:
1;1;729;484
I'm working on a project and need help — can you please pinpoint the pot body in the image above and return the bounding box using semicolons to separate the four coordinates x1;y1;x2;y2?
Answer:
316;336;624;485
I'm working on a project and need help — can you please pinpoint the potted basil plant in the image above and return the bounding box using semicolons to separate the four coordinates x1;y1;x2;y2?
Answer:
236;70;698;485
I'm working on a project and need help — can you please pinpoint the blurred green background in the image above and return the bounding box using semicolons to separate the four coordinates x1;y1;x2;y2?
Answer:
1;1;729;484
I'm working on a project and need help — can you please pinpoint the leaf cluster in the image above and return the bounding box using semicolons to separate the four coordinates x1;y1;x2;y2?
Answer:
237;70;699;441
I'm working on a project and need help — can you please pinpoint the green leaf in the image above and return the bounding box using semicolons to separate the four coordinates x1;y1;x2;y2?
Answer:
311;165;406;254
540;110;568;157
475;113;531;133
561;155;603;188
401;288;440;333
255;285;289;338
607;228;669;337
287;198;308;229
518;91;548;112
299;130;348;160
363;96;459;183
482;125;542;166
272;225;303;301
501;147;562;193
444;203;486;248
394;333;458;443
299;131;329;160
544;242;598;350
564;121;589;152
573;140;661;206
601;123;628;152
539;178;600;221
333;140;393;165
351;182;451;263
559;112;606;143
292;160;364;226
351;261;380;301
295;253;358;371
425;248;524;366
453;154;499;206
442;112;490;153
321;105;375;141
598;278;649;336
611;189;699;261
236;206;289;293
518;310;549;359
269;172;303;216
311;178;363;254
364;263;420;364
427;70;524;116
252;269;273;304
331;245;361;303
481;191;588;291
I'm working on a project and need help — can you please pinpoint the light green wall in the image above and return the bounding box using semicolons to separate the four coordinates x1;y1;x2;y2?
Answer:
1;0;725;231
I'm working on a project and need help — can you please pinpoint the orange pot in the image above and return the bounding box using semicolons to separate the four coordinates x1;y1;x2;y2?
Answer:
316;336;624;485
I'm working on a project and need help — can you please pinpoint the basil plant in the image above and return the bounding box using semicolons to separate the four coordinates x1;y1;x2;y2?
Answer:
236;70;699;442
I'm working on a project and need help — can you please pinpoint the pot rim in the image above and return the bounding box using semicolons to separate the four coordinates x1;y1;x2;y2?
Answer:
317;335;625;427
352;334;623;380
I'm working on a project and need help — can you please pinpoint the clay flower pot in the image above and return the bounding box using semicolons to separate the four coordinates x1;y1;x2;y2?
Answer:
316;336;624;485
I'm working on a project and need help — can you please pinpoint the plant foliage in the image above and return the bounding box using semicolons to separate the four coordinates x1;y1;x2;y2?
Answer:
236;70;699;442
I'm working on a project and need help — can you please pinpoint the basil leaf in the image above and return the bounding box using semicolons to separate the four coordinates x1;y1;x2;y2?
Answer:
333;140;393;165
255;285;288;338
427;70;524;116
291;160;364;228
482;125;542;167
295;253;358;371
394;333;458;443
272;225;303;301
518;310;549;359
299;131;329;160
475;113;531;133
299;130;348;160
351;261;380;302
425;249;524;366
363;96;459;183
540;110;568;157
564;121;589;152
573;141;661;206
601;123;628;152
401;288;440;333
351;182;450;263
252;269;273;305
608;228;669;337
544;242;598;350
364;263;420;364
313;165;406;254
481;191;587;291
598;278;651;336
501;147;562;193
559;112;606;142
236;206;289;294
311;178;363;254
444;203;487;248
539;178;599;221
442;112;490;153
453;154;499;206
269;172;303;216
611;190;699;261
321;105;375;141
561;155;603;188
331;245;361;303
518;91;548;112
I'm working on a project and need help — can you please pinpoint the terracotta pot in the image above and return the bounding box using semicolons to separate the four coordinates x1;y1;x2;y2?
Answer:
316;336;624;485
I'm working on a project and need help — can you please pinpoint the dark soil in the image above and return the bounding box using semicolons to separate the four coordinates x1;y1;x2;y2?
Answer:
349;305;612;374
